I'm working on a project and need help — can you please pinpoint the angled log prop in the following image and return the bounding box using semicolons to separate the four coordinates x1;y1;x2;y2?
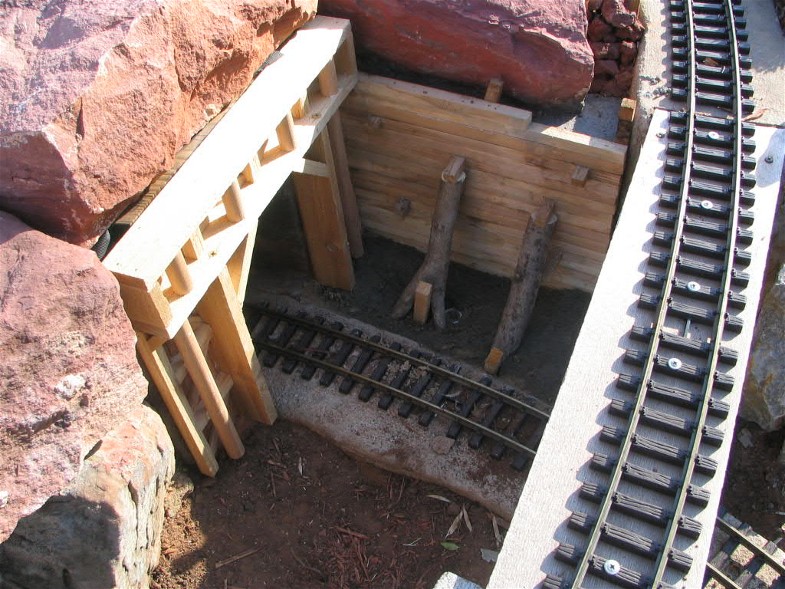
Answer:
484;200;557;375
392;155;467;328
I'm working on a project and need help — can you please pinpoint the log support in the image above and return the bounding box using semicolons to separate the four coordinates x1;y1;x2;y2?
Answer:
484;200;558;375
392;155;466;328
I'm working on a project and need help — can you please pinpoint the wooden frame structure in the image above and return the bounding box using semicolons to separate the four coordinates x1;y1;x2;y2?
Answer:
341;74;628;292
104;17;359;476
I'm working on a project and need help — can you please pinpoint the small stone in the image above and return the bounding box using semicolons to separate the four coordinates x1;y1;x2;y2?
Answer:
53;374;87;400
0;491;9;508
433;436;455;455
738;428;754;449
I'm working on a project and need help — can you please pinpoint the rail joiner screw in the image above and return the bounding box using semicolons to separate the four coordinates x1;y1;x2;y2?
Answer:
668;357;683;370
604;559;621;576
701;199;713;210
687;280;701;292
765;155;774;164
708;131;721;141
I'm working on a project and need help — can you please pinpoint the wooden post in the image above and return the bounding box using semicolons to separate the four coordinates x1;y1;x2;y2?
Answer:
616;98;637;144
484;78;504;103
293;127;355;290
392;155;466;328
173;318;245;459
327;113;364;258
484;200;557;375
136;333;219;476
166;252;192;295
223;180;247;222
571;165;590;187
413;281;433;324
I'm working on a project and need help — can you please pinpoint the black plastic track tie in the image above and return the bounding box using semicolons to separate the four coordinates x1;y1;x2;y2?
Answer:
643;271;747;310
673;23;748;43
378;349;415;409
418;365;460;426
398;356;438;417
588;553;659;589
630;324;738;365
446;376;492;439
300;321;343;380
263;315;302;368
647;379;731;418
339;334;381;394
320;328;361;387
542;575;566;589
580;482;702;538
610;399;725;446
282;316;323;374
359;341;401;401
653;230;753;265
469;398;506;449
669;111;755;137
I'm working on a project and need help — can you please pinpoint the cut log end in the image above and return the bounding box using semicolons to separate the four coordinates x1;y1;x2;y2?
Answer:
413;281;433;324
484;347;504;375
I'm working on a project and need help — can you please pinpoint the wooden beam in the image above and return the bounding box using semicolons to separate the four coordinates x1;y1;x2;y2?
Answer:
196;269;278;425
293;127;355;290
571;165;590;187
328;112;365;258
484;77;504;103
413;281;433;324
173;318;245;459
136;333;219;476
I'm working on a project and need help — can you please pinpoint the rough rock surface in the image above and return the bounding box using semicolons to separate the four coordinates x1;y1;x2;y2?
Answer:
587;0;644;96
319;0;594;109
0;212;148;543
0;405;175;589
742;201;785;431
0;0;317;245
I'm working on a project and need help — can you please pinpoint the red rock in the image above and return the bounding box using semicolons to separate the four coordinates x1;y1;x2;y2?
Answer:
0;0;317;245
616;64;635;91
589;75;614;94
586;0;603;11
320;0;594;109
601;0;636;27
620;41;638;66
616;19;645;41
590;42;621;60
602;33;619;43
595;59;620;76
587;14;614;41
0;212;148;542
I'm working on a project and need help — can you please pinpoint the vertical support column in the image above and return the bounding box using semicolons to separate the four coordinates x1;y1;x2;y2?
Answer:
196;269;277;425
166;252;193;295
293;126;355;290
173;318;245;459
327;113;364;258
137;333;219;476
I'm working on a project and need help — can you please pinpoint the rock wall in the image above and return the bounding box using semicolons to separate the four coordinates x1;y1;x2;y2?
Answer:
319;0;594;109
0;211;149;544
0;0;317;246
741;199;785;431
587;0;644;96
0;405;175;589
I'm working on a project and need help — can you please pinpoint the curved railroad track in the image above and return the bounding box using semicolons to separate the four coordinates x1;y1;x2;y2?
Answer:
247;304;550;471
544;0;758;587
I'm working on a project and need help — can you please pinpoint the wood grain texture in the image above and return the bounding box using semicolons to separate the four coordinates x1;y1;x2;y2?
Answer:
341;74;626;292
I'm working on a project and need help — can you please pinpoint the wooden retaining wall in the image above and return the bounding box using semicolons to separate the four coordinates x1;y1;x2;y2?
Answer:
340;74;628;292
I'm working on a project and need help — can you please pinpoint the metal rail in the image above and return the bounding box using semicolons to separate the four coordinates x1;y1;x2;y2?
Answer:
247;304;550;470
544;0;757;586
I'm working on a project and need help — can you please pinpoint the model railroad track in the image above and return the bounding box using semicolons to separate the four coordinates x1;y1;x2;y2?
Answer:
704;512;785;589
246;304;549;471
545;0;757;587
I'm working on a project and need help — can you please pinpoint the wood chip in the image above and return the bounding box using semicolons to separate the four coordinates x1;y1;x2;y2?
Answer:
445;510;463;537
462;506;473;533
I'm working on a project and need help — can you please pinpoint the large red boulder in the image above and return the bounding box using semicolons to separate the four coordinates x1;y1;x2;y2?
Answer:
0;212;148;542
319;0;593;109
0;0;317;246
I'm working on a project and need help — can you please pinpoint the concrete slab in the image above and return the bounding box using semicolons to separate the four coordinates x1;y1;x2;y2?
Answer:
433;572;484;589
486;111;785;588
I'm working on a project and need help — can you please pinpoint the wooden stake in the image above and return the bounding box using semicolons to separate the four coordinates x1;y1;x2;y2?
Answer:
223;180;246;222
392;156;467;329
484;200;557;375
571;165;590;187
166;251;193;295
484;78;504;103
413;281;433;324
173;319;245;459
276;111;297;152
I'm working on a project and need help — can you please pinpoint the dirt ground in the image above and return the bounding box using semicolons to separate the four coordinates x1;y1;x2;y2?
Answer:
152;205;785;588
